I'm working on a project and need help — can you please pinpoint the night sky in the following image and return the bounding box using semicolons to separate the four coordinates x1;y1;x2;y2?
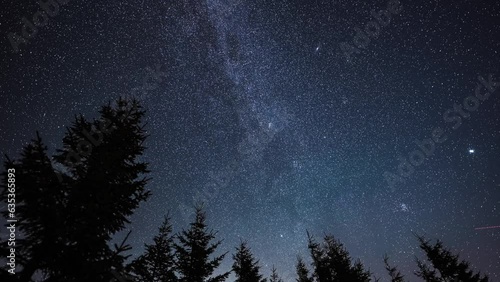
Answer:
1;0;500;280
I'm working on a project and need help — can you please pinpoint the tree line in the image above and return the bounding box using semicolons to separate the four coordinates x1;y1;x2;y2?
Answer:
0;98;490;282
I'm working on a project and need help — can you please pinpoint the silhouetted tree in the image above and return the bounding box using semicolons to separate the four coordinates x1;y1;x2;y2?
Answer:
232;241;265;282
415;235;489;282
53;98;150;281
383;255;405;282
296;257;313;282
109;230;136;281
130;215;177;282
174;205;230;282
0;133;67;281
269;265;283;282
1;98;151;282
307;232;371;282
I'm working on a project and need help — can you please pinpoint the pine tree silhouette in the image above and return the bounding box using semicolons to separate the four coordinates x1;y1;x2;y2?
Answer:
1;98;151;281
269;265;284;282
415;235;489;282
109;230;135;281
232;241;266;282
296;257;313;282
307;232;371;282
53;98;150;281
129;215;177;282
2;98;494;282
0;132;67;281
383;255;405;282
174;205;230;282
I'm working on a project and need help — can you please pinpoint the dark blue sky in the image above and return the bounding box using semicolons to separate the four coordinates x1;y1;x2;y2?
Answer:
1;0;499;280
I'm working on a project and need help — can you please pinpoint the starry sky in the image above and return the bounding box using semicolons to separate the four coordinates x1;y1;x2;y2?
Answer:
1;0;500;280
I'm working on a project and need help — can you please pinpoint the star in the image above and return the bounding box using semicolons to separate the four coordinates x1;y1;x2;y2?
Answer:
400;203;409;212
469;149;475;154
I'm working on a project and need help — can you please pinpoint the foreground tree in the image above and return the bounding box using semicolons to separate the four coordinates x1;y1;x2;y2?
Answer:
307;232;371;282
269;265;283;282
0;133;67;281
383;255;405;282
232;241;266;282
54;98;151;281
1;98;151;281
129;215;177;282
415;236;489;282
175;205;230;282
296;257;313;282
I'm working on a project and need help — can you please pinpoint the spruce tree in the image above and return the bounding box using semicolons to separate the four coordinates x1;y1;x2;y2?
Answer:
307;232;371;282
130;215;177;282
1;98;151;281
296;257;313;282
269;265;283;282
0;133;67;281
415;235;489;282
383;255;405;282
232;241;265;282
51;98;150;281
174;205;230;282
307;232;330;282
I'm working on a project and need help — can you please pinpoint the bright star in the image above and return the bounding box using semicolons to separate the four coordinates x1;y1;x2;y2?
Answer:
469;149;475;154
400;203;409;212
